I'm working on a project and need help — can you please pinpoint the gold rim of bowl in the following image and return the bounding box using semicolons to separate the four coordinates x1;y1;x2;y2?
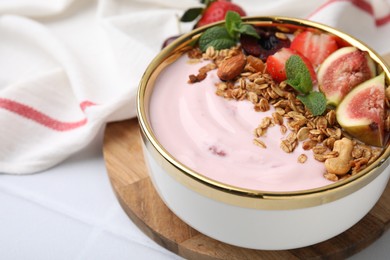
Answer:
137;16;390;210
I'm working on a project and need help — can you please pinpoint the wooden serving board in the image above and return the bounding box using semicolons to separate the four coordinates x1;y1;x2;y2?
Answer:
103;119;390;259
103;54;390;259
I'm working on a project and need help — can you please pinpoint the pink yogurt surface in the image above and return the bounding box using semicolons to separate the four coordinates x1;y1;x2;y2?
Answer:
149;54;333;192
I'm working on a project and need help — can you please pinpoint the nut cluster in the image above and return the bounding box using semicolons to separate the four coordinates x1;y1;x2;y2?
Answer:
187;46;384;182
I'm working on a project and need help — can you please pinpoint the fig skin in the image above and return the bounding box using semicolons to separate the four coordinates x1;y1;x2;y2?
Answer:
318;47;376;106
336;73;385;147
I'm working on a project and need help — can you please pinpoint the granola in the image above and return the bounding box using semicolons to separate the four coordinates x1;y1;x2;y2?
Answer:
186;45;387;182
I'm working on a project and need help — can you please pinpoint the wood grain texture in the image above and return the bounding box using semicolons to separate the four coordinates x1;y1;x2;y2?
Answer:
103;54;390;259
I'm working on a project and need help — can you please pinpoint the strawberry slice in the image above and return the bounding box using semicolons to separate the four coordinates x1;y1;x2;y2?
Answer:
266;48;317;83
196;0;246;28
290;31;338;67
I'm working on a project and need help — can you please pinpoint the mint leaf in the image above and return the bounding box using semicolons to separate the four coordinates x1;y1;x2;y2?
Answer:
285;55;312;94
285;55;327;115
201;37;236;52
199;26;236;52
225;11;242;38
225;11;259;40
180;7;203;22
297;91;327;116
198;11;258;52
237;24;259;39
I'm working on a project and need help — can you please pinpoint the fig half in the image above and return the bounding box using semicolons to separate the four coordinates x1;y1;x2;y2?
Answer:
318;46;376;106
336;73;386;147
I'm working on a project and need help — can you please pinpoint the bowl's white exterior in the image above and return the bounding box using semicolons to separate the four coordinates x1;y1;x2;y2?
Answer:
143;143;390;250
137;16;390;251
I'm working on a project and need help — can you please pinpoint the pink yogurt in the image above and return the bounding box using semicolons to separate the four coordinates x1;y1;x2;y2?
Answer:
149;54;333;192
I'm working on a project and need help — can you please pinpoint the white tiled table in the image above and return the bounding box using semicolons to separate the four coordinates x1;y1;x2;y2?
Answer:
1;126;389;259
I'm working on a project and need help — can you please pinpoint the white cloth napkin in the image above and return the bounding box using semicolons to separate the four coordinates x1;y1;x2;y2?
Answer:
1;0;389;174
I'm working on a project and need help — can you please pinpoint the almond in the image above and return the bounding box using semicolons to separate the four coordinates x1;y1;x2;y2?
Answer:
217;53;246;81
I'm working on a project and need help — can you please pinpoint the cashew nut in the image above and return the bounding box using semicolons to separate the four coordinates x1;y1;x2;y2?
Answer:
325;138;353;175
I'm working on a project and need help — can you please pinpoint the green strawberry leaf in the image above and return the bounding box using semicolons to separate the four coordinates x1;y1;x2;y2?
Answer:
199;26;236;52
201;0;215;5
180;7;204;22
285;55;312;94
297;91;327;116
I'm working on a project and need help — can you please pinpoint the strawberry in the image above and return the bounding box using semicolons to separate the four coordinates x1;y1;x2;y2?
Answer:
196;0;246;28
334;36;352;48
266;48;317;83
174;1;247;50
290;31;338;67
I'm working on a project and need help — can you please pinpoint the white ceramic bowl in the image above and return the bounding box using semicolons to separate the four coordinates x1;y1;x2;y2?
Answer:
137;16;390;250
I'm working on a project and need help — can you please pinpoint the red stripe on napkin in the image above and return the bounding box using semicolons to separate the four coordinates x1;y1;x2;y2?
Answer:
350;0;390;25
308;0;390;26
377;14;390;26
80;100;96;111
351;0;373;14
0;98;94;131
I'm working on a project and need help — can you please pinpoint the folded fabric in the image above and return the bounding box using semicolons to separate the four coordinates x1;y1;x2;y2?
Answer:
1;0;389;174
